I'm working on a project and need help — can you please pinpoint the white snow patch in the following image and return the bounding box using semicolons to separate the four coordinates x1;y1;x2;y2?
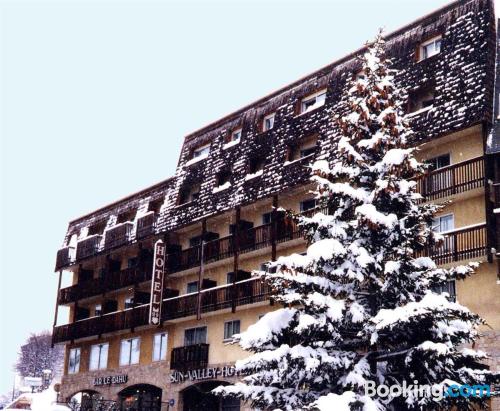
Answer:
244;169;263;181
212;181;231;193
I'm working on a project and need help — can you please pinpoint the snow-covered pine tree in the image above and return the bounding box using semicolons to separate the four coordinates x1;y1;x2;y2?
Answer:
215;32;497;410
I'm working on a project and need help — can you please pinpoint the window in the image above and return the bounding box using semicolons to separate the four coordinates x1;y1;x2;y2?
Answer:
179;183;201;205
228;128;242;143
262;212;272;225
94;304;102;317
224;320;241;340
192;144;210;159
249;156;265;174
262;113;275;131
117;209;136;224
425;154;451;194
355;70;366;80
184;326;207;346
89;343;109;371
68;348;81;374
148;198;163;213
433;214;454;233
124;297;134;309
119;337;140;366
300;199;316;213
419;35;442;61
300;89;326;114
216;169;231;187
408;86;435;113
127;257;138;268
288;134;318;161
187;281;198;294
88;221;106;236
431;280;456;302
152;332;168;362
426;153;450;171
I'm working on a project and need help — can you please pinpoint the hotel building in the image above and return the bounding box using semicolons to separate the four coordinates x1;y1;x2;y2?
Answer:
52;0;500;409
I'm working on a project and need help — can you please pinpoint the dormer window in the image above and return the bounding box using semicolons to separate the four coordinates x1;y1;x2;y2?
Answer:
191;144;210;159
262;113;275;131
229;128;242;143
408;86;435;113
418;35;442;61
117;209;136;224
88;221;106;236
300;89;326;114
178;183;201;205
148;198;163;213
355;70;366;80
287;134;318;161
249;155;265;174
216;169;231;187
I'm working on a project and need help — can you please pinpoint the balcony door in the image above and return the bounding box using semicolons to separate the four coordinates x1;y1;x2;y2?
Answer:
425;153;451;196
433;214;455;255
184;326;207;346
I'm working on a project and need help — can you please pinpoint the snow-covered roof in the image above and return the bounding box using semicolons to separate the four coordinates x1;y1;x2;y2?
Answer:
59;0;496;262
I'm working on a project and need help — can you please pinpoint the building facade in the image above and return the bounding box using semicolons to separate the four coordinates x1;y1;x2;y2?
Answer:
52;0;500;409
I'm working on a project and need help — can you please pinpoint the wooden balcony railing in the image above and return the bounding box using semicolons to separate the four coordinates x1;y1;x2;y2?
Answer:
136;212;156;240
75;235;102;260
58;157;484;270
170;344;209;372
53;278;269;343
58;266;152;305
103;222;134;250
415;156;484;202
53;304;150;344
419;223;487;265
55;246;75;271
163;277;270;320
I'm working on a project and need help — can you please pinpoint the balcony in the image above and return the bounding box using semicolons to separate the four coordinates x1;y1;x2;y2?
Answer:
104;222;134;250
55;246;75;271
170;344;209;372
75;235;102;260
53;278;269;344
419;224;487;265
58;266;152;305
163;277;269;320
136;212;156;240
53;304;150;344
415;156;484;202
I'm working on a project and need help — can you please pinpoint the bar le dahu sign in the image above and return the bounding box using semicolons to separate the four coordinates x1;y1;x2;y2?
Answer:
149;239;165;325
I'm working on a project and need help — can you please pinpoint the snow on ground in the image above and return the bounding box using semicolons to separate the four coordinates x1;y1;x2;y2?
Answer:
5;386;69;411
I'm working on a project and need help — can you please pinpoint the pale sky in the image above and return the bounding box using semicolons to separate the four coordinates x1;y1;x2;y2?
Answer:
0;0;459;396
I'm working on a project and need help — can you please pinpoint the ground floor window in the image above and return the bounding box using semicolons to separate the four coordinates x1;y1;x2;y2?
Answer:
182;382;239;411
118;384;162;411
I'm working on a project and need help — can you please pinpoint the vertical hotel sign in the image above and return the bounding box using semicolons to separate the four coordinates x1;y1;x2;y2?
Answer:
149;240;165;325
